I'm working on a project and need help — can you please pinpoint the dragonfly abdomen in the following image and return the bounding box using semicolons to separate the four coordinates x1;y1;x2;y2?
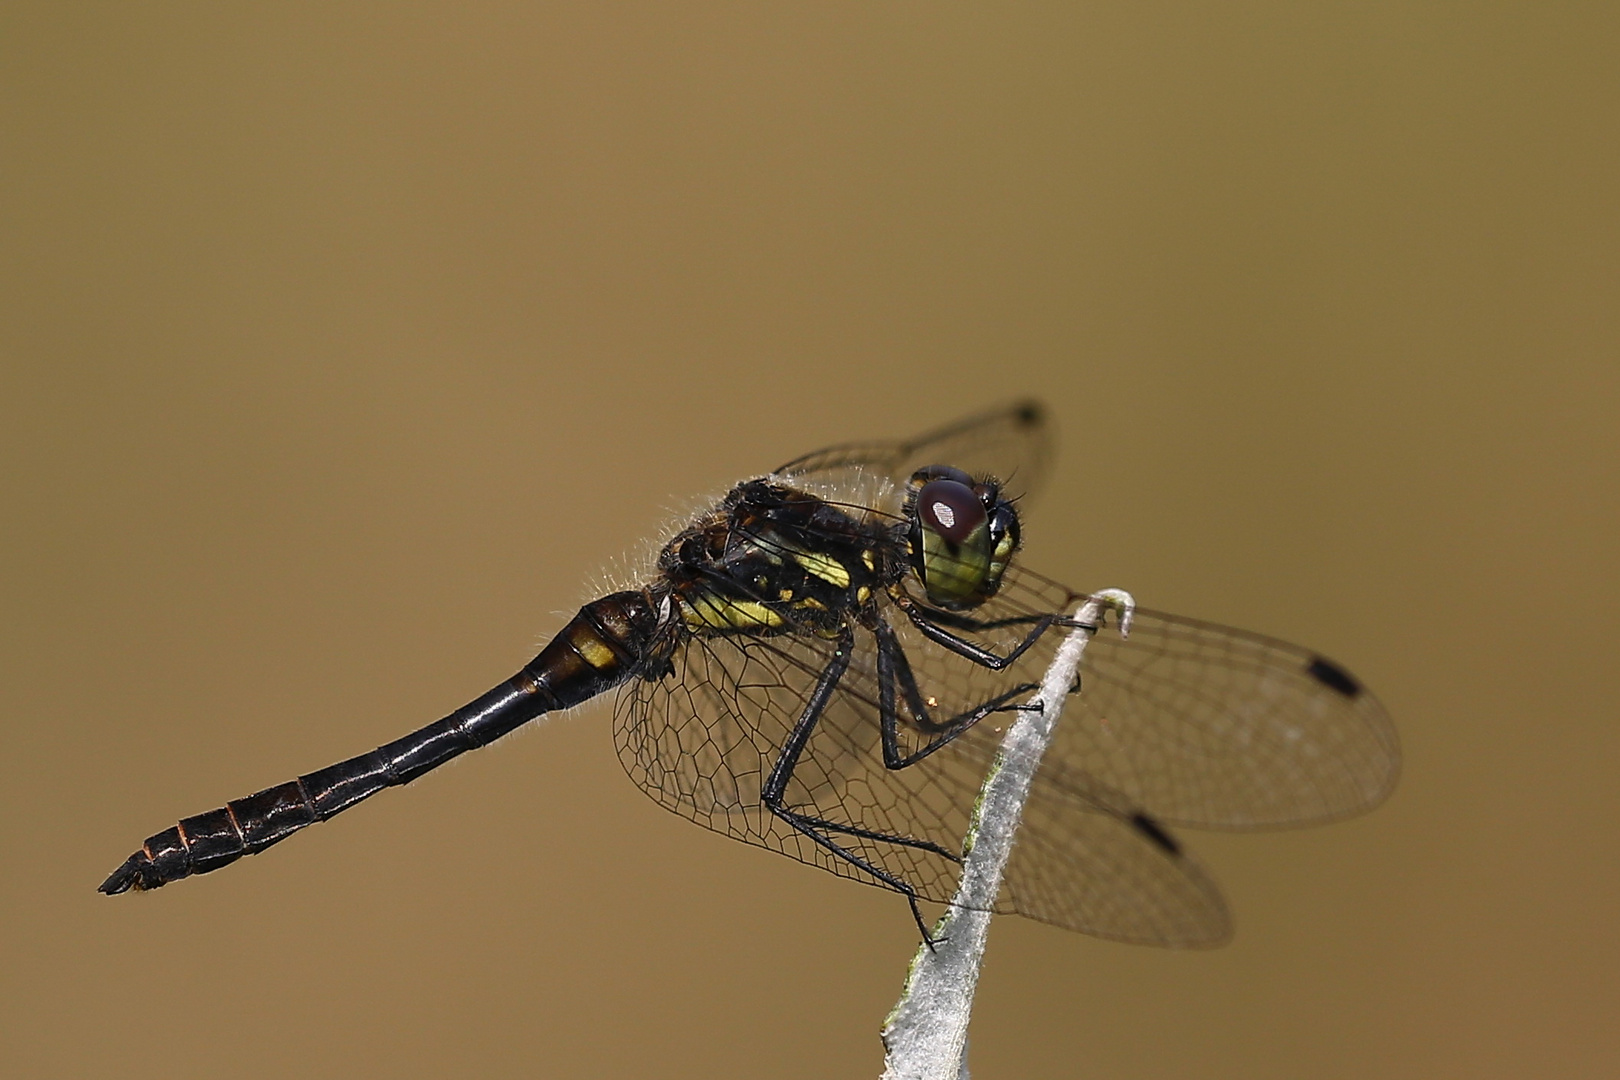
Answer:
99;590;662;895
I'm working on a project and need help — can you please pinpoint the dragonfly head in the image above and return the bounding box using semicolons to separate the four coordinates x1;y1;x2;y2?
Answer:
905;465;1021;610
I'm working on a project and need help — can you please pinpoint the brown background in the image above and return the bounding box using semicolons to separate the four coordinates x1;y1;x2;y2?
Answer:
3;4;1617;1078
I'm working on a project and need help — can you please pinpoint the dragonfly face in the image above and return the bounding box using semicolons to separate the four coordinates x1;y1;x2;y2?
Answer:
904;465;1021;611
101;401;1399;949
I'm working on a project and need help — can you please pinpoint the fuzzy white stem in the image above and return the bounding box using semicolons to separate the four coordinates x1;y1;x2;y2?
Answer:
879;591;1133;1080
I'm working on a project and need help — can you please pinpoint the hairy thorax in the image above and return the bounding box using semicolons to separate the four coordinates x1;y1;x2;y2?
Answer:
658;478;901;641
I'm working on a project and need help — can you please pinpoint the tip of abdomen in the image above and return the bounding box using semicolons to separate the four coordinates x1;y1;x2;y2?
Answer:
98;852;161;895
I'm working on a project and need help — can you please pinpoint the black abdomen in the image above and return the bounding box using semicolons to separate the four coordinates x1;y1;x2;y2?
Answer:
99;590;662;894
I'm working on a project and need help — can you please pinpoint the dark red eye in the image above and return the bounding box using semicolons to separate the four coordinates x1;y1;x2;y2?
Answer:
917;478;986;544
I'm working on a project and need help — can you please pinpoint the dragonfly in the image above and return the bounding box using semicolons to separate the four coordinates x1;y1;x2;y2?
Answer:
100;402;1399;947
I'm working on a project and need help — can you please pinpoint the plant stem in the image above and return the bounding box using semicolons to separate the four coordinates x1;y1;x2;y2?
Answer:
879;591;1133;1080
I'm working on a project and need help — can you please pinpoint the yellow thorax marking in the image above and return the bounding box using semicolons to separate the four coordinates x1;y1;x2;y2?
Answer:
790;550;851;588
680;592;785;631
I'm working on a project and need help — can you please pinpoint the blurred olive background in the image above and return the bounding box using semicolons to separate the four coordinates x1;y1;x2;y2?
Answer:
3;4;1617;1078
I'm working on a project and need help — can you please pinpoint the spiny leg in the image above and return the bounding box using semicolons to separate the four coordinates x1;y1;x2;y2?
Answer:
896;597;1071;671
773;806;945;948
913;607;1063;634
914;589;1134;640
760;624;947;946
875;615;1037;768
784;811;961;864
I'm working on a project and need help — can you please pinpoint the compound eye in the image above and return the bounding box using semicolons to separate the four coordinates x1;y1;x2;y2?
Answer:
917;479;987;545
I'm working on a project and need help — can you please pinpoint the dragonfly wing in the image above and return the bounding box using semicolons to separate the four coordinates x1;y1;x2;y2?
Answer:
1001;765;1232;946
886;582;1233;944
853;586;1235;944
614;551;1393;938
773;399;1054;500
1061;604;1400;829
911;564;1400;830
614;617;1236;946
978;566;1401;830
612;626;984;905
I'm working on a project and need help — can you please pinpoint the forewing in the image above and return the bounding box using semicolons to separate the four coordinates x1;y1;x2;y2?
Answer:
959;566;1401;829
1062;604;1401;829
773;399;1053;499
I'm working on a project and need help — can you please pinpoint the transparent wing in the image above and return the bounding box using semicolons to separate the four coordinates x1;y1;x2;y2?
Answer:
612;588;1236;945
612;626;983;906
863;561;1396;940
773;399;1054;499
999;764;1232;946
964;567;1402;829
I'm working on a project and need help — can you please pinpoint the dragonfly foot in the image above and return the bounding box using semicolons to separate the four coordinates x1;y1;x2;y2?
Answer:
910;896;948;951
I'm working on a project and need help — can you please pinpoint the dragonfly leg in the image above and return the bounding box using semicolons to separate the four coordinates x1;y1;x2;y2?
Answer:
876;616;1036;768
759;624;946;946
908;588;1134;641
781;810;961;863
896;599;1066;671
769;803;947;948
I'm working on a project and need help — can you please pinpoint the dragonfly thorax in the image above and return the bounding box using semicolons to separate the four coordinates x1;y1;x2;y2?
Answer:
658;478;895;638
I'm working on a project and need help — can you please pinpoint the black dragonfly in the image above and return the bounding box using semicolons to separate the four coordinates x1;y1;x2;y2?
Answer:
100;402;1399;946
